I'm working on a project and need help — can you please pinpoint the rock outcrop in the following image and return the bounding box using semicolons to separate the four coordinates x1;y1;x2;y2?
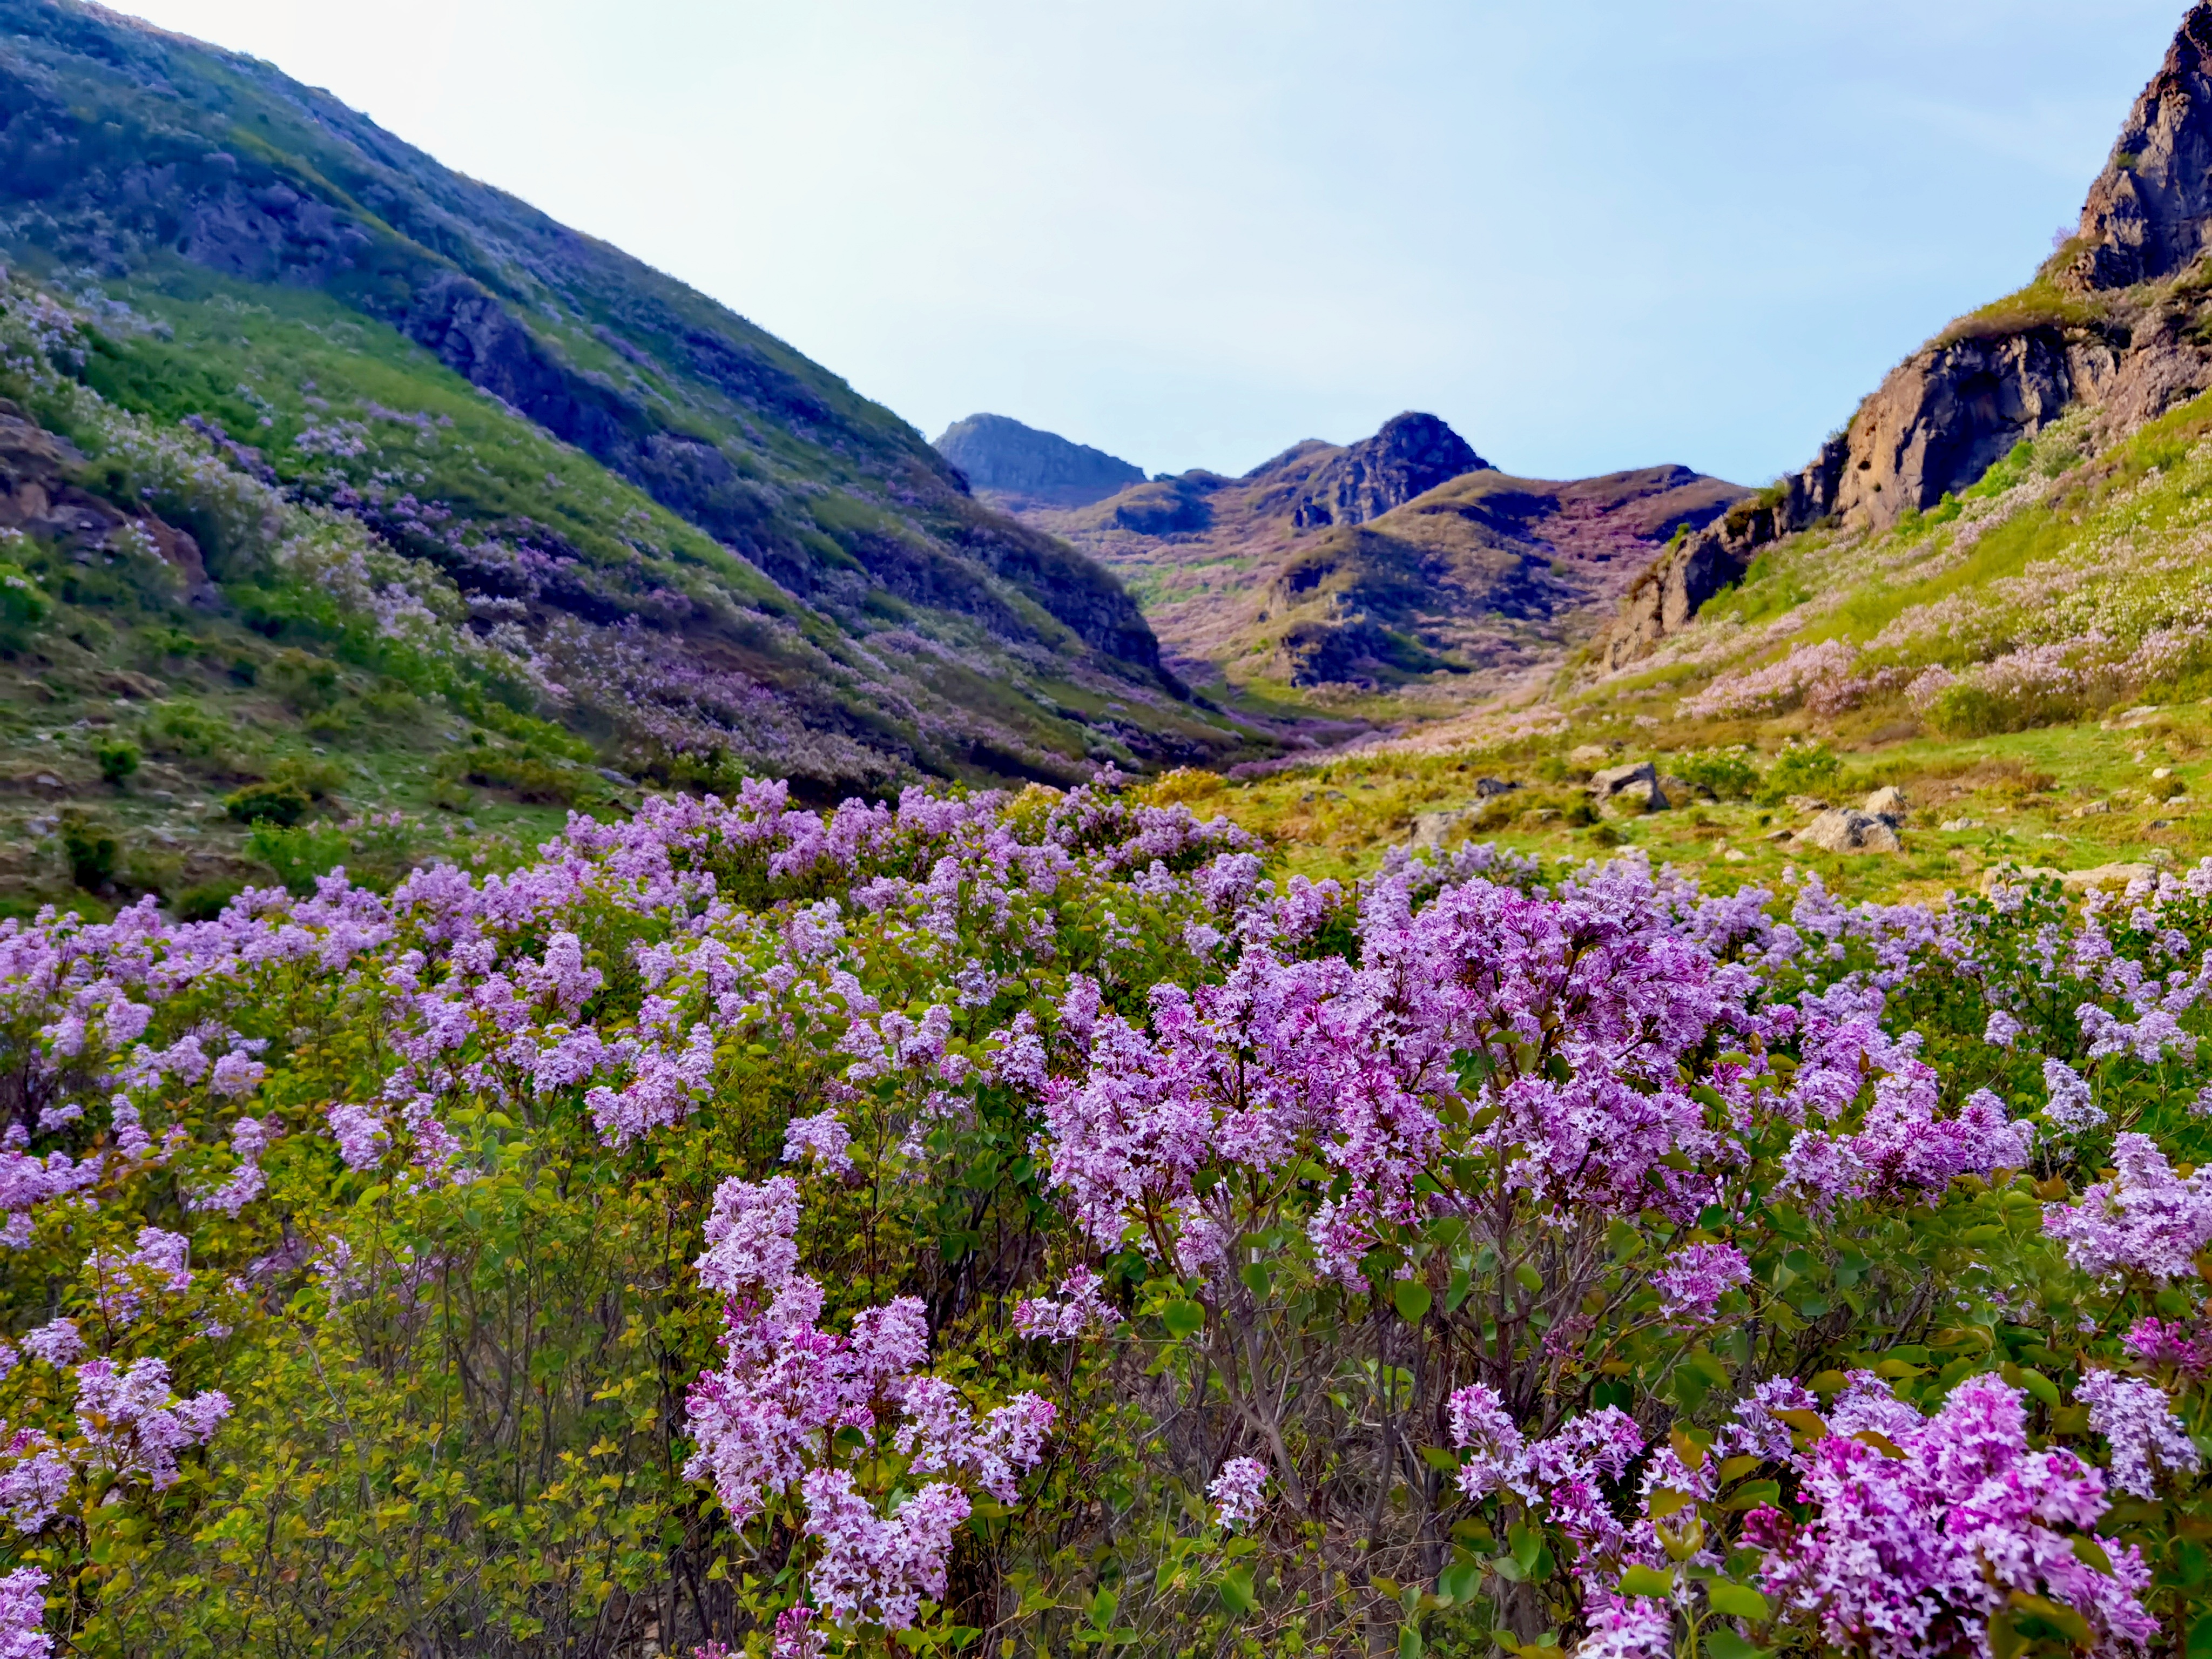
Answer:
2062;4;2212;292
1795;810;1900;855
1601;3;2212;672
1286;413;1490;530
933;414;1146;507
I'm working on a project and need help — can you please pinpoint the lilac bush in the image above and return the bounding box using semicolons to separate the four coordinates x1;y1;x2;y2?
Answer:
0;772;2204;1655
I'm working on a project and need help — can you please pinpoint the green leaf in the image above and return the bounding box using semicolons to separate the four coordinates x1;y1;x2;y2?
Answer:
1419;1445;1463;1474
1437;1559;1482;1603
1509;1523;1542;1573
1088;1587;1119;1629
1514;1262;1544;1294
1393;1280;1433;1323
2187;1612;2212;1659
1445;1267;1473;1313
1705;1581;1771;1621
1722;1481;1781;1512
1619;1564;1674;1599
1161;1300;1205;1339
1702;1629;1768;1659
2071;1534;2114;1576
1398;1625;1424;1659
1216;1566;1256;1616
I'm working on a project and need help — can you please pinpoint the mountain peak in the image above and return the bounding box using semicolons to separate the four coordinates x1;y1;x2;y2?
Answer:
2062;2;2212;291
1286;412;1491;530
933;414;1144;506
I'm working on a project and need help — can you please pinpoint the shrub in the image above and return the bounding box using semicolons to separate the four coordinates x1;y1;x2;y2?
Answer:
246;820;353;894
265;648;342;713
145;699;232;762
1668;746;1762;799
1758;737;1843;803
57;808;117;889
173;880;245;922
93;736;140;786
0;555;48;645
222;778;312;827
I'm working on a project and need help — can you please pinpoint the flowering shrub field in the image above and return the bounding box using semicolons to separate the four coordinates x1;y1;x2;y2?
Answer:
0;766;2208;1658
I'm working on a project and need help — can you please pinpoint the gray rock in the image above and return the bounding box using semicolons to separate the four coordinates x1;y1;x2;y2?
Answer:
1473;776;1520;799
1795;810;1901;854
933;413;1144;507
1285;413;1489;531
1568;744;1613;767
1785;794;1831;814
1863;785;1910;818
1411;808;1471;850
1590;761;1669;814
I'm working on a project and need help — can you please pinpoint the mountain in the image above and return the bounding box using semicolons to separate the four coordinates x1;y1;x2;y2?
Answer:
0;0;1246;826
933;413;1144;507
1602;2;2212;673
996;410;1744;692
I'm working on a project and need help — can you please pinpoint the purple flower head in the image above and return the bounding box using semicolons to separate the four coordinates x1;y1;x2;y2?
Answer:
2044;1132;2212;1282
0;1566;49;1659
781;1111;853;1176
1208;1456;1269;1528
1653;1241;1751;1324
2078;1370;2201;1498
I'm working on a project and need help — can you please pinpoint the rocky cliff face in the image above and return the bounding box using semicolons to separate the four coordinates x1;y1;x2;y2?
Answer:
1601;3;2212;672
1285;412;1490;529
932;414;1145;507
2063;3;2212;292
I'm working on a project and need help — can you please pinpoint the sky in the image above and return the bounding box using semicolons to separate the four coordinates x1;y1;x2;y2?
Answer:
116;1;2189;485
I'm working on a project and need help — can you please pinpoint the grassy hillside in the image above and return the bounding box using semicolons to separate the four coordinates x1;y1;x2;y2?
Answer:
0;0;1252;811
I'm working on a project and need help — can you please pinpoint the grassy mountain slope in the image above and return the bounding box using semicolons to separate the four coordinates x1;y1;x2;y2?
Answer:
0;0;1247;828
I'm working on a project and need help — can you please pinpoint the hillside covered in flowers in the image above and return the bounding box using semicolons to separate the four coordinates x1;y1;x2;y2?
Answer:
0;766;2207;1658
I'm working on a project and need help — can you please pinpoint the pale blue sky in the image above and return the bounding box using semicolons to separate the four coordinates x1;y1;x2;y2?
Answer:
121;1;2183;486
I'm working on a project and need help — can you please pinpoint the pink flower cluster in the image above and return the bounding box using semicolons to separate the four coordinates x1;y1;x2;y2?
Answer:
2044;1132;2212;1282
1746;1374;2155;1658
682;1178;1051;1633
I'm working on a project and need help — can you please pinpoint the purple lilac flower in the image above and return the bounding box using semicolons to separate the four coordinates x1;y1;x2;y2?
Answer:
2078;1370;2201;1498
781;1111;853;1176
2042;1059;2104;1136
2044;1132;2212;1281
0;1566;48;1659
1208;1456;1269;1528
1653;1241;1752;1324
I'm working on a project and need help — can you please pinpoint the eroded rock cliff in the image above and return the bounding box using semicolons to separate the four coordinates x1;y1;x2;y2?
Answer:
1602;1;2212;671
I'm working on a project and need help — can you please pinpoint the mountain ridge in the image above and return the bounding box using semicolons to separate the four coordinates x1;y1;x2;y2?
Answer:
984;409;1744;696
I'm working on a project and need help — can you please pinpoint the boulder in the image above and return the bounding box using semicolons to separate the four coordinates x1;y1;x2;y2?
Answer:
1568;744;1613;767
1473;776;1520;799
1795;810;1901;854
1590;760;1669;814
1863;785;1909;819
1411;808;1471;850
